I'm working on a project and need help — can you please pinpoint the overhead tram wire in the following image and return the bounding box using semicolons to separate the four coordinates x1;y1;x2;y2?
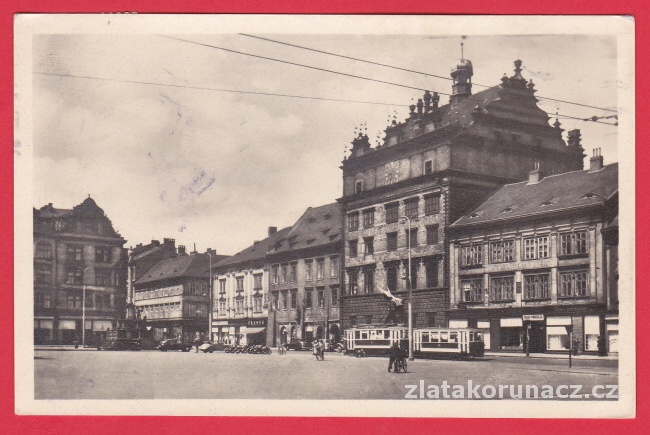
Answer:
160;35;616;127
34;71;408;107
238;33;618;114
36;72;616;127
160;35;448;95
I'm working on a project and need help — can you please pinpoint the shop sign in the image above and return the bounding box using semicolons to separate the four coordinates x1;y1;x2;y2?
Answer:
247;318;266;327
522;314;544;322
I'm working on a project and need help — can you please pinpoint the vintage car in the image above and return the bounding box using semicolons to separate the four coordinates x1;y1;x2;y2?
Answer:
157;339;192;352
104;338;142;351
285;340;313;351
198;341;217;353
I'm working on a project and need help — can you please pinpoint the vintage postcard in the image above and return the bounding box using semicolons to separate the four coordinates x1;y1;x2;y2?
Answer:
14;14;635;417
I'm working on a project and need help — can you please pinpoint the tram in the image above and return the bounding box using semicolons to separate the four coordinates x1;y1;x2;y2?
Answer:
343;325;408;356
413;328;485;358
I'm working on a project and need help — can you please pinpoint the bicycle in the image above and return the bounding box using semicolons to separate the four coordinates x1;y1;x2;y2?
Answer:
394;356;408;373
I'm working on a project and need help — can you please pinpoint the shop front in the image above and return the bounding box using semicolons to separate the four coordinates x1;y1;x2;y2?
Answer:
448;304;610;355
246;318;267;345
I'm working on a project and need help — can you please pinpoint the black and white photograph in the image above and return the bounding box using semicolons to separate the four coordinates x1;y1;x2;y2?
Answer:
14;14;634;417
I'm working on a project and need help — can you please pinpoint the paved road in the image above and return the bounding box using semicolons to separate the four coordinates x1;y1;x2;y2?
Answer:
35;349;618;400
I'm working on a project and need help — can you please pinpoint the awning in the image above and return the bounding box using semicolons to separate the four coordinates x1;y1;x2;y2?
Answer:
547;326;569;335
246;327;266;334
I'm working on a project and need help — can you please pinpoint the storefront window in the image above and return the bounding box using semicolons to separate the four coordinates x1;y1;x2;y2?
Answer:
584;316;600;351
546;316;572;351
500;318;523;350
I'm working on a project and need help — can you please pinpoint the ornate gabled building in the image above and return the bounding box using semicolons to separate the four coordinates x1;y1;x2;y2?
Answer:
340;59;586;333
447;156;618;355
33;196;127;345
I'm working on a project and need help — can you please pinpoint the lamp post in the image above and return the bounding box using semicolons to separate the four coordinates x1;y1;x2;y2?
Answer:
206;252;213;342
401;214;417;361
81;266;90;347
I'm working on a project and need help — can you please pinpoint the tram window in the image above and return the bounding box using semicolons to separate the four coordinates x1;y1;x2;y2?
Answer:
440;332;449;343
384;330;391;339
430;332;439;342
361;332;368;339
450;332;458;342
421;332;429;342
355;331;360;339
469;332;474;341
476;333;482;341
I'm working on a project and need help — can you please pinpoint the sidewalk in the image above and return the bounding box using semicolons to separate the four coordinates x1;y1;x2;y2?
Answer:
35;345;99;351
485;351;618;361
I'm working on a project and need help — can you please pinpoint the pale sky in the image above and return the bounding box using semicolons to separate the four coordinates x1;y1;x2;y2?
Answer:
33;30;619;256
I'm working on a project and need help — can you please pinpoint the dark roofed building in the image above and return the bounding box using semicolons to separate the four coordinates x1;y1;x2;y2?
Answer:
133;248;228;344
34;196;127;345
447;158;618;355
268;203;343;346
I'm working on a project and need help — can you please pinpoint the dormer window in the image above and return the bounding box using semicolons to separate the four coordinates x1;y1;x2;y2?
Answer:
468;211;482;219
540;199;555;207
582;192;596;199
501;207;515;213
424;160;433;175
355;181;364;194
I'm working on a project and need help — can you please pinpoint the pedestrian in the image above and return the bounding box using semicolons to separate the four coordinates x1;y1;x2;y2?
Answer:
388;342;401;372
319;340;325;361
194;337;201;353
313;341;319;361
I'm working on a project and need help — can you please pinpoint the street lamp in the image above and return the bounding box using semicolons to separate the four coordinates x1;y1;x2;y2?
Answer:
81;266;90;347
401;214;418;361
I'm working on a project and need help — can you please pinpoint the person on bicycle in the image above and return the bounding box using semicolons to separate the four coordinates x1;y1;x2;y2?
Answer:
388;342;402;372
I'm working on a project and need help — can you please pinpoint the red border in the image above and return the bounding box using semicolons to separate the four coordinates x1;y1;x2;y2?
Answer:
1;1;645;433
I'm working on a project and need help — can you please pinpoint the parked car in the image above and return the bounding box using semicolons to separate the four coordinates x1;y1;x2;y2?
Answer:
105;338;142;351
198;341;217;353
285;340;313;351
158;339;192;352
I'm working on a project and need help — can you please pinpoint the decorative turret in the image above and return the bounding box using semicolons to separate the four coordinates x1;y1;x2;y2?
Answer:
350;128;371;158
501;60;529;90
450;57;473;108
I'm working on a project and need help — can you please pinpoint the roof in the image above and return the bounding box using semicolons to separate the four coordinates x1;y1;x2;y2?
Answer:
135;252;212;285
34;204;72;219
452;163;618;227
267;202;342;255
215;227;292;269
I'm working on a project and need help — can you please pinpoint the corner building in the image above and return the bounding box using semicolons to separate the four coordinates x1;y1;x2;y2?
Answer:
340;59;585;332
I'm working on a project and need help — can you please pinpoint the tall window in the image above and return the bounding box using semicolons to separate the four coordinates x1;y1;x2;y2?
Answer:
386;265;398;292
305;261;313;281
271;292;278;310
95;269;111;286
95;247;111;263
559;270;588;297
410;260;419;289
290;263;297;282
408;228;418;247
67;245;83;262
348;213;359;231
424;160;433;175
490;240;515;263
462;278;483;302
355;181;363;194
363;237;374;255
272;266;279;284
523;236;549;260
253;274;263;291
66;268;83;285
424;194;440;215
35;265;52;284
305;289;313;308
291;290;297;309
425;258;438;288
219;280;226;294
253;297;263;313
330;257;339;278
348;271;358;295
461;244;483;267
236;277;244;292
426;225;439;245
490;276;514;301
386;232;398;251
281;264;288;283
316;259;325;280
362;209;375;227
349;240;358;257
317;289;324;308
36;243;52;259
363;269;374;294
560;231;589;256
524;273;550;299
280;291;288;310
385;203;399;224
404;198;419;218
219;301;227;315
236;299;245;314
331;287;339;306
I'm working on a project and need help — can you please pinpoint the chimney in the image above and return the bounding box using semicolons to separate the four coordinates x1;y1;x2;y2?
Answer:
163;238;175;247
528;161;543;184
178;245;186;255
268;226;277;236
206;248;216;256
151;239;160;247
590;148;604;172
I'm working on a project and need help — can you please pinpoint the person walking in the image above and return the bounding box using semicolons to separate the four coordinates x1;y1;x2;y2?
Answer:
313;341;319;361
388;342;401;372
